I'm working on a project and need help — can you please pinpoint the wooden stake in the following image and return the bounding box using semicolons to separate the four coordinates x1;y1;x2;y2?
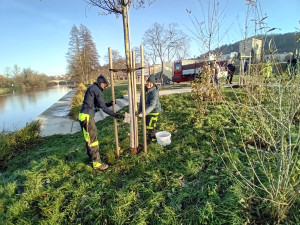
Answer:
140;45;147;153
132;51;138;147
122;4;138;153
108;47;120;157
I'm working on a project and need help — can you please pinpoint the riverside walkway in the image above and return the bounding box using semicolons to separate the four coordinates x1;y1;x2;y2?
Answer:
35;87;192;136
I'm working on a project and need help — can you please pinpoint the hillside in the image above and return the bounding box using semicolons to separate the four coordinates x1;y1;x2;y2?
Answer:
215;32;300;54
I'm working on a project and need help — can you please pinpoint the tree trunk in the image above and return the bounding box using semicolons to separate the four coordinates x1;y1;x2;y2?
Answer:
122;4;138;153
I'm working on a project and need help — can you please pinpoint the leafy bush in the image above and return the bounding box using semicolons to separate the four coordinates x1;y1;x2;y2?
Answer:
0;121;40;170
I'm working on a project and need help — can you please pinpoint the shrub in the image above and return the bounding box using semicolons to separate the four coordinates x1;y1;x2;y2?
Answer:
191;66;224;116
69;83;87;120
217;64;300;224
0;121;41;170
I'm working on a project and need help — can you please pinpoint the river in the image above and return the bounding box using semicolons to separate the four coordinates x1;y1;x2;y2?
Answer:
0;86;72;132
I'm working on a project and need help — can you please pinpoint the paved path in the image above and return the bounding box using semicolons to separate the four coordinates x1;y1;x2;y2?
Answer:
35;87;192;136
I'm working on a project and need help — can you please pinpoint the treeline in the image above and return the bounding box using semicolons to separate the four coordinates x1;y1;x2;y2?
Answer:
216;32;300;54
0;65;57;88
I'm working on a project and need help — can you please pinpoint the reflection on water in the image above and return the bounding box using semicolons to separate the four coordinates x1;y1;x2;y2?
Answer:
0;86;72;132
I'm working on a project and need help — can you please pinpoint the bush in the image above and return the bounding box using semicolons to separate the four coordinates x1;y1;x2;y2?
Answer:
217;66;300;224
0;121;41;170
69;83;87;120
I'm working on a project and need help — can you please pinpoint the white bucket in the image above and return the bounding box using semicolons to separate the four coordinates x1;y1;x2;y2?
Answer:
155;131;171;146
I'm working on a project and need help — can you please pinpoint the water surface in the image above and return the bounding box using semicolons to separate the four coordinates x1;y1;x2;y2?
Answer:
0;86;71;132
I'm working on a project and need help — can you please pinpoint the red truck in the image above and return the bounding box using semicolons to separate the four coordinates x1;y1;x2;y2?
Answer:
172;60;227;83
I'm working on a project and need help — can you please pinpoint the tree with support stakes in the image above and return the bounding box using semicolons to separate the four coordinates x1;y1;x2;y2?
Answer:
85;0;154;154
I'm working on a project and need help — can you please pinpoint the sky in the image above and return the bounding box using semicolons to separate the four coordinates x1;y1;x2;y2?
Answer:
0;0;299;76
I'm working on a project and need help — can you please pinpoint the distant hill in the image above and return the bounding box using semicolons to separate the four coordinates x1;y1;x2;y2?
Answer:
214;32;300;55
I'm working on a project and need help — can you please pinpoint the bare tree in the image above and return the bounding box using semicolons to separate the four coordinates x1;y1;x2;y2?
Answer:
104;49;124;64
188;0;229;58
85;0;155;153
143;23;190;83
132;46;141;64
104;49;126;80
4;67;11;78
12;64;21;77
85;0;154;15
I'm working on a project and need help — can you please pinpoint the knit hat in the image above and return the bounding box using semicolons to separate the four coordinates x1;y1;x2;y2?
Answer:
96;75;109;84
147;75;156;84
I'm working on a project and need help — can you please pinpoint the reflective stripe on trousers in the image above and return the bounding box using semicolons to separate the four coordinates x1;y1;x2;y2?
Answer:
146;112;159;129
146;113;159;142
78;113;100;162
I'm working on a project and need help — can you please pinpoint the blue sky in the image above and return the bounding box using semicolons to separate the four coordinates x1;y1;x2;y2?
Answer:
0;0;299;76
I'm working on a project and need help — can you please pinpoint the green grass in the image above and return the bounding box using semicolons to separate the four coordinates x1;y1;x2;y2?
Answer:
0;121;41;170
0;89;299;224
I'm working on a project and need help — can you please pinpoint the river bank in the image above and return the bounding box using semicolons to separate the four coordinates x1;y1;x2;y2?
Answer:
0;87;10;94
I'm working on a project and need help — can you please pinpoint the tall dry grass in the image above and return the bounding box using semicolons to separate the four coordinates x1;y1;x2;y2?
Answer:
216;61;300;223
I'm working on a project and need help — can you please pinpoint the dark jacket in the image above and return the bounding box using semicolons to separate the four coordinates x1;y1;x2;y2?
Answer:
80;82;114;117
138;85;161;114
227;64;235;75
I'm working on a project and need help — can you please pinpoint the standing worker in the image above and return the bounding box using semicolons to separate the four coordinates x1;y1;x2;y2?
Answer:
226;62;236;84
78;75;124;171
138;74;161;144
214;62;220;85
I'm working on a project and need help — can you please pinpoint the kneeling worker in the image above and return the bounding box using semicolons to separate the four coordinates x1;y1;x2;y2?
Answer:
138;74;161;143
79;75;124;170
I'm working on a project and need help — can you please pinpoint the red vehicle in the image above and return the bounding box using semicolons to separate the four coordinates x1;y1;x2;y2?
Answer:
173;60;205;83
172;60;227;83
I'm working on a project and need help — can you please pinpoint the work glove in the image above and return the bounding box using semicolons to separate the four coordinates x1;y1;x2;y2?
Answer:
106;101;115;107
114;113;125;119
135;112;142;117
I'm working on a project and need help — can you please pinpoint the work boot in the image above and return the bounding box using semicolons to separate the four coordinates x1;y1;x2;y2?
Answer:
93;162;109;171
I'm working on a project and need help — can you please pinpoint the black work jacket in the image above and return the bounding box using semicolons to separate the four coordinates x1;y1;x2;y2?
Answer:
80;82;114;117
138;85;161;115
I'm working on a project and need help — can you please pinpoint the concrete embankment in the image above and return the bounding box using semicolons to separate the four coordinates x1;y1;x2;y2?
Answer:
35;87;192;136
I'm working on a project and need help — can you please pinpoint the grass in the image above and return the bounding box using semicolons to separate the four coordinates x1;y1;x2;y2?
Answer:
0;86;299;224
0;121;41;170
0;88;11;95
